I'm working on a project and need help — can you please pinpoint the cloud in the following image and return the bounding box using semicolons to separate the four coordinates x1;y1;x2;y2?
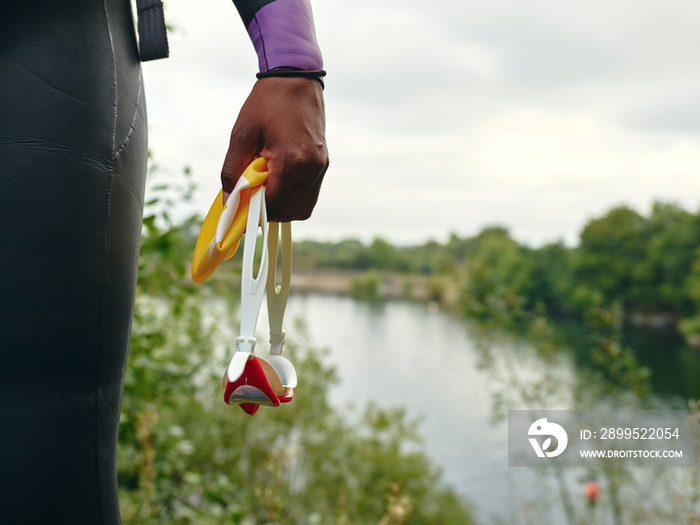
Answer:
143;0;700;246
465;16;622;88
628;96;700;134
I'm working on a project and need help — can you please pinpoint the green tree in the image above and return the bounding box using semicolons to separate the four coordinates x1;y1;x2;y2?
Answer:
638;203;699;314
575;206;648;310
366;237;409;272
461;226;531;326
521;241;574;314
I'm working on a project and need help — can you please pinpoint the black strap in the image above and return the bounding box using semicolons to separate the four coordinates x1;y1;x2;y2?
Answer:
136;0;169;61
256;69;326;89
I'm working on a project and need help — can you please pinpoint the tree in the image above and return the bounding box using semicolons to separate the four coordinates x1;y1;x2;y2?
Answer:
575;206;648;311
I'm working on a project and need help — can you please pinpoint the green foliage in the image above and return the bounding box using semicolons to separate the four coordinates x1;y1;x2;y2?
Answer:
460;225;652;404
294;236;460;275
575;203;700;316
350;270;383;301
119;173;475;524
453;202;700;346
294;239;367;270
294;202;700;332
575;206;648;306
522;241;575;313
460;227;577;333
461;227;530;326
576;294;651;399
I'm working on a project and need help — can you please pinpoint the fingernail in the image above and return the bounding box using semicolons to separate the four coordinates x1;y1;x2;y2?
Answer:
222;191;230;205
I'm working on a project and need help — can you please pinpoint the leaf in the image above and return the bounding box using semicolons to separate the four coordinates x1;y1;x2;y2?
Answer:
542;438;552;451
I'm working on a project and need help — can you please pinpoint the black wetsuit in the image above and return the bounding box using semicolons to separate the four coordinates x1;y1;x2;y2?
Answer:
0;0;322;523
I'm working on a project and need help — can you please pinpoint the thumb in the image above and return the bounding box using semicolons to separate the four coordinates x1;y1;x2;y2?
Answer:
220;124;260;205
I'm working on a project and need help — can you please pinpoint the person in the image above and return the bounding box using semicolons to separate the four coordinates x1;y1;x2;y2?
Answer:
0;0;328;523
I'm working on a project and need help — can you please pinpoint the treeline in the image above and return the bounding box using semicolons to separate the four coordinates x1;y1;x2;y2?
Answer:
295;236;469;275
295;202;700;336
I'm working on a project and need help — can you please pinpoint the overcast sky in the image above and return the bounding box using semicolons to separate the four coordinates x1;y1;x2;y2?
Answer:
143;0;700;246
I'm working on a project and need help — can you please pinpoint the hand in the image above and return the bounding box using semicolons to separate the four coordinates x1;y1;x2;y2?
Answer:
220;76;329;222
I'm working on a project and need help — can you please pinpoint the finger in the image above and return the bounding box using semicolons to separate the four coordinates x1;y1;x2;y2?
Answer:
283;154;328;221
292;152;329;219
269;159;327;221
220;122;260;205
262;154;307;220
287;169;326;221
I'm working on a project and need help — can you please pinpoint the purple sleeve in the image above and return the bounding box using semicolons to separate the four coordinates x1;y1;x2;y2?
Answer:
232;0;323;72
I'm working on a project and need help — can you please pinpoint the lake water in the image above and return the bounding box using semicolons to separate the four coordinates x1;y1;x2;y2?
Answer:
256;293;699;524
282;294;518;522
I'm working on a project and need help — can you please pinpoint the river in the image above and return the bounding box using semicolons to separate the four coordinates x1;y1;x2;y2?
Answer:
254;293;699;524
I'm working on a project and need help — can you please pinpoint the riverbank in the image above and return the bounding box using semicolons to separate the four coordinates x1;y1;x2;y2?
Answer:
290;269;463;306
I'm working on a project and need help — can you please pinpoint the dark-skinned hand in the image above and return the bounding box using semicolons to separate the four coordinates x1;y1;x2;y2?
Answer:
220;76;329;222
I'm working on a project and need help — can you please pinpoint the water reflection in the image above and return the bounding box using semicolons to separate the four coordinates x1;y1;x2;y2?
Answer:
275;294;554;522
266;293;700;524
623;325;700;402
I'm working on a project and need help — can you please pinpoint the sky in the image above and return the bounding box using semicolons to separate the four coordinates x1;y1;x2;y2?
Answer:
142;0;700;247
